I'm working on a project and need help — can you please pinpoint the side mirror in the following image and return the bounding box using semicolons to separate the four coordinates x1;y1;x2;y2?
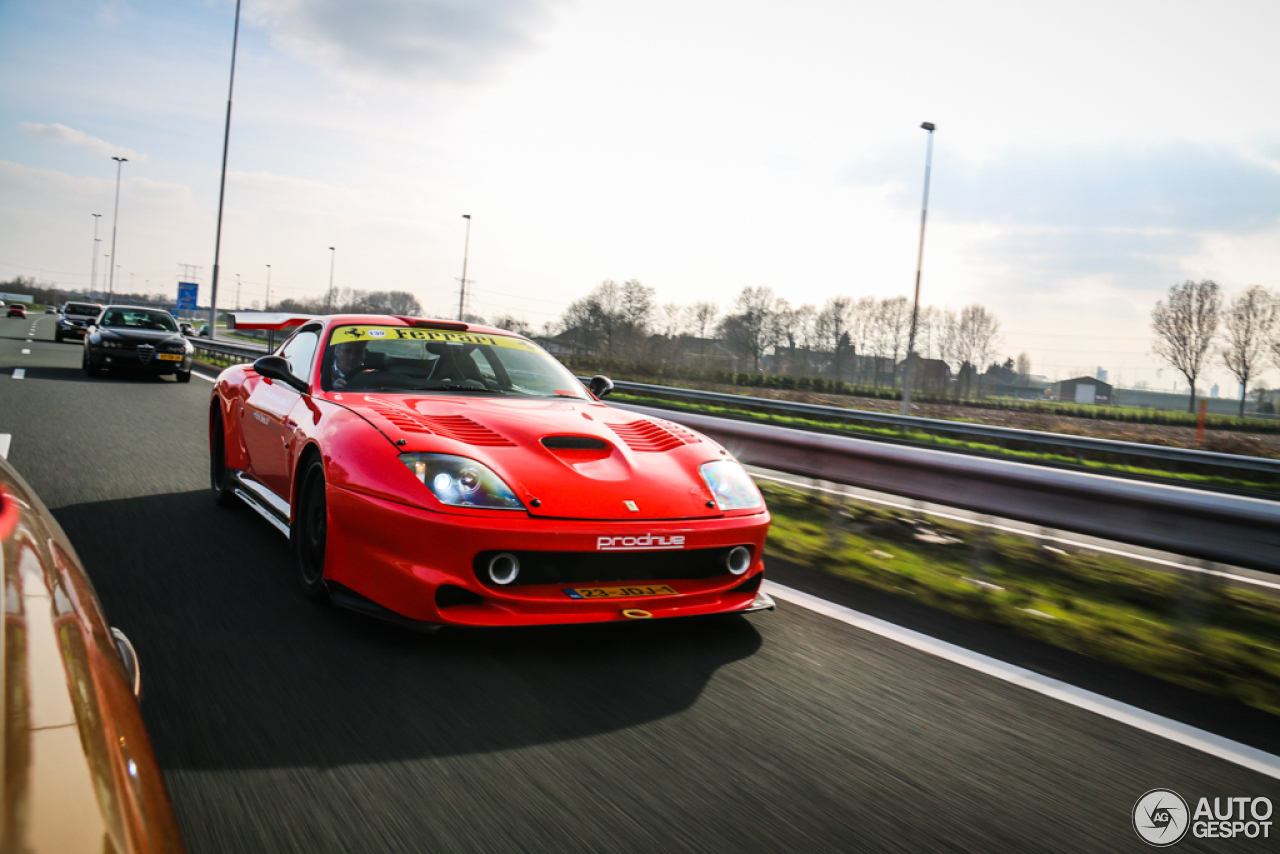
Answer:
253;355;309;394
588;374;614;399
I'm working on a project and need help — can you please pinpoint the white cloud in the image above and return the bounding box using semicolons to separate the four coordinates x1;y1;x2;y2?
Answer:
18;122;148;163
246;0;568;83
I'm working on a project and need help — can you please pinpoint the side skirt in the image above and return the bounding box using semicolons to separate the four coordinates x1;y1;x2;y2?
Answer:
324;582;442;633
227;469;291;538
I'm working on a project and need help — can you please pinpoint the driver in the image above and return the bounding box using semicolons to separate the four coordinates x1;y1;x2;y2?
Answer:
332;340;370;389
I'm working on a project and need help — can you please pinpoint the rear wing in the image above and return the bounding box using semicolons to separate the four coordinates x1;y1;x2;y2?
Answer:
226;312;320;331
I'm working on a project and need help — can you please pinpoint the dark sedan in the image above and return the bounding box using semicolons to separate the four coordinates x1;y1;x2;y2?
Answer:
84;305;195;382
56;301;103;342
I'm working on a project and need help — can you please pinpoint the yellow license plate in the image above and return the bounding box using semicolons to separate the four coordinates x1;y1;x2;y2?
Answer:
157;353;183;361
563;585;679;599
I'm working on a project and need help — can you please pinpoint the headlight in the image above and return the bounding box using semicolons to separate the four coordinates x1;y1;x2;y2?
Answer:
699;460;763;511
400;453;525;510
102;340;122;349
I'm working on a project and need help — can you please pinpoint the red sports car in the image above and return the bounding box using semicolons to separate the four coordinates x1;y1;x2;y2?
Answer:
210;314;773;629
7;304;26;318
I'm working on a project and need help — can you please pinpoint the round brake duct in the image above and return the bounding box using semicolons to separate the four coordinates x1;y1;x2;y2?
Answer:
487;552;520;585
726;546;752;575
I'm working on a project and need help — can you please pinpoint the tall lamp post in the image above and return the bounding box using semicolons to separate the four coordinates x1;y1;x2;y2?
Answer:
900;121;936;417
107;156;127;299
90;213;101;295
326;247;336;312
265;263;273;350
209;0;242;341
457;214;471;321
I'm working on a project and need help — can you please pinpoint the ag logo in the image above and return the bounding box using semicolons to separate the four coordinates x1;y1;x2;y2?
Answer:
1133;789;1190;846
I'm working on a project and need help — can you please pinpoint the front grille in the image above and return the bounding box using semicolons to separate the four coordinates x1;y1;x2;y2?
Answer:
137;344;155;364
472;546;750;587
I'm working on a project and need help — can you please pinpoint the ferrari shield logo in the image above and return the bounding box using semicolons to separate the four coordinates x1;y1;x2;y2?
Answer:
624;500;639;512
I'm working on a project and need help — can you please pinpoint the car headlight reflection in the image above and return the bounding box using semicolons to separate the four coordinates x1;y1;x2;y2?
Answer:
401;453;525;510
699;460;763;511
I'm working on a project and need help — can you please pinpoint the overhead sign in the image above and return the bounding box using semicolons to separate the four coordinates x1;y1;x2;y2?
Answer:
177;282;198;311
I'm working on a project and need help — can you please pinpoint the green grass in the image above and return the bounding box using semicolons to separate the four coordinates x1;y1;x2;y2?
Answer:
759;480;1280;716
615;392;1280;496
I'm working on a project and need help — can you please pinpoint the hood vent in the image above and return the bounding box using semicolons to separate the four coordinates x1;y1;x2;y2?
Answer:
418;414;515;447
541;435;608;450
365;406;514;446
607;419;701;452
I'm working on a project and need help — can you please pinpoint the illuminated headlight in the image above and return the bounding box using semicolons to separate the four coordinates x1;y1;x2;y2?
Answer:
699;460;763;511
400;453;525;510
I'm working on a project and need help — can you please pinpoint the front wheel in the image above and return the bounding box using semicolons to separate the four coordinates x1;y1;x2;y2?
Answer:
177;369;192;383
83;348;103;377
292;459;329;600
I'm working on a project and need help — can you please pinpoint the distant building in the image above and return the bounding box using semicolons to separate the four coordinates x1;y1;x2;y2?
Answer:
1054;376;1113;404
1096;366;1108;383
1210;384;1220;398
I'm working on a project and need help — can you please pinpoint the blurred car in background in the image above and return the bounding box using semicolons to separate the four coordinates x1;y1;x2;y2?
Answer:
56;301;103;342
178;320;197;337
84;305;195;382
0;454;186;853
6;304;26;318
45;305;57;314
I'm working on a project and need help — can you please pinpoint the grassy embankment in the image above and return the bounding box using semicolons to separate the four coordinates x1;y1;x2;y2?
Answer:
760;479;1280;716
613;391;1280;496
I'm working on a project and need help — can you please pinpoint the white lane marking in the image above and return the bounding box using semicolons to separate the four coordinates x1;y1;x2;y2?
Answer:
0;434;9;459
193;370;216;383
765;581;1280;780
20;349;30;355
755;472;1280;593
12;369;24;379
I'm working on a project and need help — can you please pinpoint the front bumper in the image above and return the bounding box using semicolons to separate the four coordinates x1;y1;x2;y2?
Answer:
90;348;193;373
323;484;772;627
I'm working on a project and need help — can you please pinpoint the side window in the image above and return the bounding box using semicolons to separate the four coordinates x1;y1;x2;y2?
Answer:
279;327;321;382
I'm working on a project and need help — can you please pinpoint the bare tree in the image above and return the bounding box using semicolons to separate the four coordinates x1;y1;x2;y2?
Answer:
1152;279;1221;412
1220;284;1277;416
686;301;719;340
719;285;778;373
880;296;911;388
955;304;1002;397
815;296;854;379
1015;352;1032;384
660;303;684;338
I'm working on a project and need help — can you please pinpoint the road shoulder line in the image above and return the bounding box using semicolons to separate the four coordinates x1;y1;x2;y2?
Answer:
766;580;1280;780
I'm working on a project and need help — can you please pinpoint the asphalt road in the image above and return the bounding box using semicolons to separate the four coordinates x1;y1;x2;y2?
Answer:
2;312;1277;853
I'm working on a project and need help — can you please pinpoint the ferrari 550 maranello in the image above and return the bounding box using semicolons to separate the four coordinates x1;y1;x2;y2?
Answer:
210;314;774;629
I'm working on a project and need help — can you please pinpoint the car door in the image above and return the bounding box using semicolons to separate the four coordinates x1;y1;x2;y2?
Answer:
242;325;321;500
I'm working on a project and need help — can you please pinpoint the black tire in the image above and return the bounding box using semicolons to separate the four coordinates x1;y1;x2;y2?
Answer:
177;369;192;383
210;410;238;507
54;330;63;343
83;347;103;377
292;458;329;600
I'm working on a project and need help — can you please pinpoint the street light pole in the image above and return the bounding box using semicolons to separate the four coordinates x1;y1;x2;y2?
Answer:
457;214;471;321
326;247;336;312
90;213;101;295
209;0;242;341
235;273;241;310
900;121;936;417
107;156;127;299
265;263;273;350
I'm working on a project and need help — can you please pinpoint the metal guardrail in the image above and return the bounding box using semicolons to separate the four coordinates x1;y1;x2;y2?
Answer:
191;337;268;366
603;379;1280;479
618;404;1280;575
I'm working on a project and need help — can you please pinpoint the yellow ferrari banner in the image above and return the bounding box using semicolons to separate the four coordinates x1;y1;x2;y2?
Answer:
331;325;537;351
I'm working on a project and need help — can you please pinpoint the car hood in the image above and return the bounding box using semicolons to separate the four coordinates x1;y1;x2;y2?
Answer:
334;394;727;521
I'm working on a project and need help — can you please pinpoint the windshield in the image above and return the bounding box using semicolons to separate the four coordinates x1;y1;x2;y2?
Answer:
100;308;179;332
64;303;100;317
320;325;589;399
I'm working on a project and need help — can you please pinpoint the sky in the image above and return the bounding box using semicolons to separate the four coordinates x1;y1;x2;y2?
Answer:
1;0;1278;392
